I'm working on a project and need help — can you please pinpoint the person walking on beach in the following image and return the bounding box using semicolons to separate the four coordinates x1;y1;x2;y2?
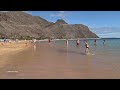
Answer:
84;40;90;55
76;39;80;46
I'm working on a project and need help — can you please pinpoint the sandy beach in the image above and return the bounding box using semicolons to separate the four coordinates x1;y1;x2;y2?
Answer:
0;40;31;68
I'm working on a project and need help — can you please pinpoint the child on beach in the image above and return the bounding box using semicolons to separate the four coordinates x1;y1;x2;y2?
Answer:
84;40;90;55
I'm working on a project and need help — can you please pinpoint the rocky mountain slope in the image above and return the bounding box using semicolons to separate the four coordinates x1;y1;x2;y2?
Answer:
0;11;99;39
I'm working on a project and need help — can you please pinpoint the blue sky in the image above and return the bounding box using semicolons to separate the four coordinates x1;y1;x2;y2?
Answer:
25;11;120;38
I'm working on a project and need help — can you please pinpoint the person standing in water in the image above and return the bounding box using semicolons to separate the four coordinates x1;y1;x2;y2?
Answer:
103;40;105;45
48;38;51;44
66;39;68;47
94;39;96;45
84;40;90;55
76;39;80;46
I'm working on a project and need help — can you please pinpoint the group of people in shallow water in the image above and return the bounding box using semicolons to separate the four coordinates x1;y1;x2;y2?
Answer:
65;39;106;55
86;39;105;55
76;39;90;55
65;39;90;55
32;38;105;55
64;39;90;55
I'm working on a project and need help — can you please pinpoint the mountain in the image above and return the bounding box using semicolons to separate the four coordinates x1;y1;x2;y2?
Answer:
55;19;68;24
0;11;99;39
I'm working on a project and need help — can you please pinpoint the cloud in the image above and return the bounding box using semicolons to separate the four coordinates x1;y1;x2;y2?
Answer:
90;27;120;38
59;11;65;13
50;11;66;19
97;32;120;38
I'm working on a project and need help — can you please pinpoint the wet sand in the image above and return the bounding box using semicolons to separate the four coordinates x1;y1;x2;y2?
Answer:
0;41;120;79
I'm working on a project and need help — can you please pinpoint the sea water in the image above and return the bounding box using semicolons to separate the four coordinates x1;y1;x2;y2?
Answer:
55;38;120;54
55;38;120;62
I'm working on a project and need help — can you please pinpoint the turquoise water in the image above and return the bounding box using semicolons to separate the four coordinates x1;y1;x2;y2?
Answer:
54;38;120;60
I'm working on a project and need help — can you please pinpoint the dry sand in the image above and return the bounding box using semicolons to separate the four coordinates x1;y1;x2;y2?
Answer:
0;40;31;68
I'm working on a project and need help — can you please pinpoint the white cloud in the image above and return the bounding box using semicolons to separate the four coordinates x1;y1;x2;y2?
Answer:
50;11;66;19
98;32;120;38
91;27;120;38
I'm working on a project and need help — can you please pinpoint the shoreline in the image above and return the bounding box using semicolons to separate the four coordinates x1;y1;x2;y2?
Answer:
0;38;101;43
37;38;101;42
0;40;31;68
0;40;31;55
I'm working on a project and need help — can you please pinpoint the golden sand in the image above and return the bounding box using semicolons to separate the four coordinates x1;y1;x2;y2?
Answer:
0;40;31;68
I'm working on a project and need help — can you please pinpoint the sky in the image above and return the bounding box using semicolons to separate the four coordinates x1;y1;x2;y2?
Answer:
25;11;120;38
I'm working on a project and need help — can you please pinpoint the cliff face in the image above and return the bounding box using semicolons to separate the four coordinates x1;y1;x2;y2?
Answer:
0;11;99;39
